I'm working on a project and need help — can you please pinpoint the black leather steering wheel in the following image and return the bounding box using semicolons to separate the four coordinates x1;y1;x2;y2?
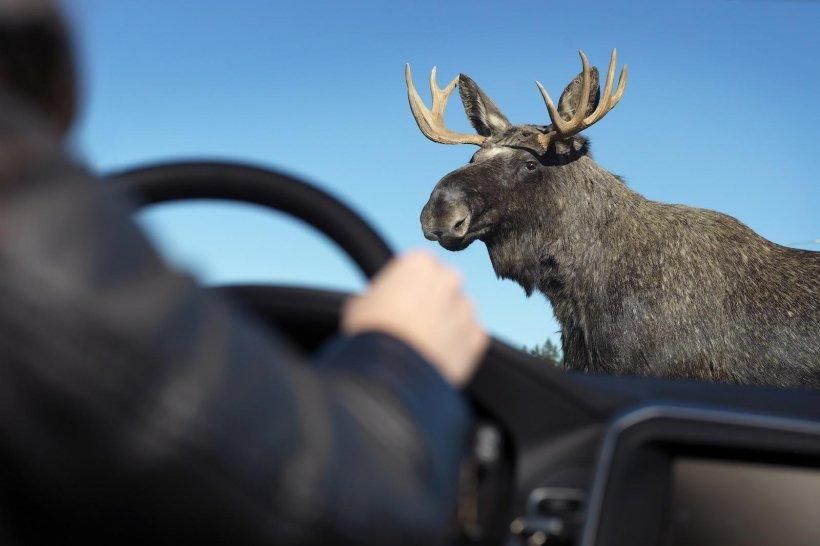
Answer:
107;161;394;279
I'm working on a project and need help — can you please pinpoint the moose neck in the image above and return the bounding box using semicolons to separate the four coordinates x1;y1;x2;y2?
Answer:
484;154;645;363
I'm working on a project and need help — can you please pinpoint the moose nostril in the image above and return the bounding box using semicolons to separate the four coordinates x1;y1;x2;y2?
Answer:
452;215;469;234
432;229;444;238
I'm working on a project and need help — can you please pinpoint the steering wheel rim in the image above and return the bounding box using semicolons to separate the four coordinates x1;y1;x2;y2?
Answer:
105;161;394;279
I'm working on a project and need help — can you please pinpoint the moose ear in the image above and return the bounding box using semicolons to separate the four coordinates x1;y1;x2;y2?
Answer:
458;74;511;137
557;67;601;121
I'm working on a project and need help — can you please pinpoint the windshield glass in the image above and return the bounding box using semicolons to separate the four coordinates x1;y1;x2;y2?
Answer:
69;0;818;367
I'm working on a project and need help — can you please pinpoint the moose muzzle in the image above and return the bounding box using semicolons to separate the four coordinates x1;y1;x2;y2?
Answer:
420;187;471;249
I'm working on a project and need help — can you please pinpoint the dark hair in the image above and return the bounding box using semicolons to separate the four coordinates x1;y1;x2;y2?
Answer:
0;0;77;133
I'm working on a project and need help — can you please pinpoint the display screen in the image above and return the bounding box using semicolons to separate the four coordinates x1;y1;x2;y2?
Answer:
665;458;820;546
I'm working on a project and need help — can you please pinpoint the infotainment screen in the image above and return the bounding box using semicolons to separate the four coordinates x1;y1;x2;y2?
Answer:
665;458;820;546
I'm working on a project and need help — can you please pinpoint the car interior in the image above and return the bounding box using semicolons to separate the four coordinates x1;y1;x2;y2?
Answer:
108;160;820;546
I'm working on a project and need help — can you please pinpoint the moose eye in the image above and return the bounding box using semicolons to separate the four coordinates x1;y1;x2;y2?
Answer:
525;160;538;171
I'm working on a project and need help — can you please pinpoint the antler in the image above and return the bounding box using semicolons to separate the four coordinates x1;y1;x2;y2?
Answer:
535;49;628;149
405;64;486;146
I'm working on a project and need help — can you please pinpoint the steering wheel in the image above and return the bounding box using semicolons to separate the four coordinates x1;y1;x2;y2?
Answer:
108;161;393;277
106;160;602;545
107;161;396;351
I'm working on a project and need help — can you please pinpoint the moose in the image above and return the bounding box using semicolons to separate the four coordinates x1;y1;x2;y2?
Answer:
406;50;820;388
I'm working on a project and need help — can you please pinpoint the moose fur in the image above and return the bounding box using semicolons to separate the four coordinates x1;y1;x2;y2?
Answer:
414;61;820;388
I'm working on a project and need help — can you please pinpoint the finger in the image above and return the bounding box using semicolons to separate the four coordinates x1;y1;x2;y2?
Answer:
376;252;437;290
400;249;439;273
428;266;463;302
451;294;477;321
472;327;490;355
341;295;361;316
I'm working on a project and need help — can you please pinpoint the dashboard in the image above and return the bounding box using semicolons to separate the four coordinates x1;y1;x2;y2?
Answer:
498;402;820;546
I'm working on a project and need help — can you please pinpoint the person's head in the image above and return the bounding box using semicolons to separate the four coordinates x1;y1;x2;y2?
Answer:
0;0;77;134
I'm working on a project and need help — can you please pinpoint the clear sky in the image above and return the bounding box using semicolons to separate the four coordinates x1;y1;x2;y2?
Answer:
63;0;819;350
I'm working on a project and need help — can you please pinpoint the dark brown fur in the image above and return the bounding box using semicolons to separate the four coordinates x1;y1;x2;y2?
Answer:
420;70;820;388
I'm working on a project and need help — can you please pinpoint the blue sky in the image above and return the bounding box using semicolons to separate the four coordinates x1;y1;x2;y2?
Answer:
64;0;819;350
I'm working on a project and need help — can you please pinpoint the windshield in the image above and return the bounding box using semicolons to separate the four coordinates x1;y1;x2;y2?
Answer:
68;0;818;362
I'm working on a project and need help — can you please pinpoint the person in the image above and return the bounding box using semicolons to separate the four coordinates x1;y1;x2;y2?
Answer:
0;1;488;544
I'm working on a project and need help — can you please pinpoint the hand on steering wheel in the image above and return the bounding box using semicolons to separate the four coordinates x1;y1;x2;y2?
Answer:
343;250;488;387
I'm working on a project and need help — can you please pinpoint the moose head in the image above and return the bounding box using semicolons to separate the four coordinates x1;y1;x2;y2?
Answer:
407;50;627;262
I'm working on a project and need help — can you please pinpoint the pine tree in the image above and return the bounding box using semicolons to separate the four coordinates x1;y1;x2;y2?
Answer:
524;339;563;367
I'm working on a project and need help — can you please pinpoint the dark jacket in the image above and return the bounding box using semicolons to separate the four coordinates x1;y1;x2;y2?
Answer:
0;93;471;545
